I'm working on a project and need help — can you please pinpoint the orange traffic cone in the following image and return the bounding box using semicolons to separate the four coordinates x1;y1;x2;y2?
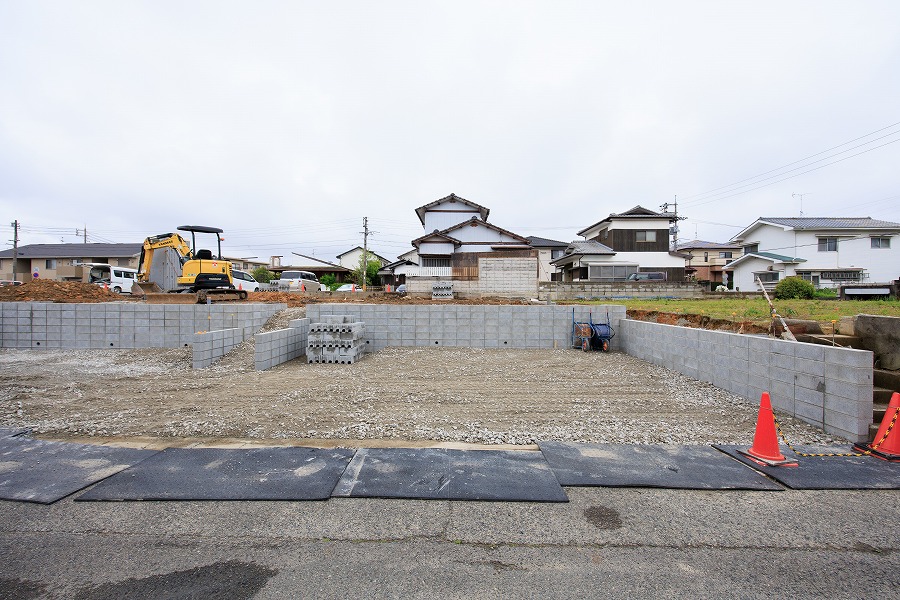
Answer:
853;392;900;462
238;283;243;290
301;283;306;292
738;392;799;467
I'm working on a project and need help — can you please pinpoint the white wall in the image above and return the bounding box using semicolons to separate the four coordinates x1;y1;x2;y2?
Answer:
422;208;481;232
418;241;456;255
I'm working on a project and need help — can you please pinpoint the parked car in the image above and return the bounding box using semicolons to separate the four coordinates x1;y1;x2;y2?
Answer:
335;283;363;292
84;263;138;293
0;280;24;287
231;269;260;292
277;270;324;291
627;272;667;281
395;284;407;294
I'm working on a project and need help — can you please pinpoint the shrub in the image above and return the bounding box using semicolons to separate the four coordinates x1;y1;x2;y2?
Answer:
774;276;815;300
251;266;276;283
814;287;838;299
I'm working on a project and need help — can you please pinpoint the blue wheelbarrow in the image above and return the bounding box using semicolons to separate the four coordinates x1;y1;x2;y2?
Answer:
572;309;615;352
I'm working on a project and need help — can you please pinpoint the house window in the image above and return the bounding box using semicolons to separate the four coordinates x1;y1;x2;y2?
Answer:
743;243;759;254
45;259;57;269
755;271;780;283
635;231;656;242
719;251;733;259
871;237;891;249
421;257;450;268
818;237;838;252
588;265;637;281
703;252;709;262
551;249;565;259
821;271;863;281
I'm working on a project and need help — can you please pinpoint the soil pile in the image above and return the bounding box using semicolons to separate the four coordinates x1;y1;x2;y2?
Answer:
246;291;532;308
0;280;132;303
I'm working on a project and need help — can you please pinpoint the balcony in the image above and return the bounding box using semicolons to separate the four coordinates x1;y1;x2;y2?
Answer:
406;266;452;277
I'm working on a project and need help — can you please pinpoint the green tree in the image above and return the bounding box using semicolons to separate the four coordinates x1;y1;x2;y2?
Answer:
251;266;276;283
319;273;337;289
774;276;815;300
351;251;382;287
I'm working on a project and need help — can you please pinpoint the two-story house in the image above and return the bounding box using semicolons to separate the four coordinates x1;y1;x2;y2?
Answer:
677;239;743;288
552;206;687;282
409;193;531;273
724;217;900;291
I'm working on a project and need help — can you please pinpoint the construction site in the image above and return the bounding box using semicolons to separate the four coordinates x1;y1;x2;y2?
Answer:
1;280;899;599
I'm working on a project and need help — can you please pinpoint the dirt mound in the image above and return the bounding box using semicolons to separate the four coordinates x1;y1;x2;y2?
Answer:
627;309;769;334
0;279;134;303
246;291;532;307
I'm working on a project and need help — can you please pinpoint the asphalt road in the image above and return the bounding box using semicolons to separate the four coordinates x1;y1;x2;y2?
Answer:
2;486;897;599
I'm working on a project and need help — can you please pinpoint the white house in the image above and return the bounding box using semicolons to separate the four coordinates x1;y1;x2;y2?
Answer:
409;193;531;270
552;206;687;282
336;247;389;270
526;236;568;281
725;217;900;291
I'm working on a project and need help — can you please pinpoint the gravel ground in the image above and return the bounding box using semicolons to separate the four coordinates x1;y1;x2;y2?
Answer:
0;308;844;447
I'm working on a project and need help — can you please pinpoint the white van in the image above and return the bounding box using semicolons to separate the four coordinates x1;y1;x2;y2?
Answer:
277;270;324;292
84;263;138;294
231;269;260;292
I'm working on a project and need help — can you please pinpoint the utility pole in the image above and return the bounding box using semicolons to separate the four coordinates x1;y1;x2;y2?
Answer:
661;197;685;251
10;220;19;282
76;226;87;243
361;217;369;290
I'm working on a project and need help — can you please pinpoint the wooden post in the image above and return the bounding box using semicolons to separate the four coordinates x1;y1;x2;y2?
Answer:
756;277;797;342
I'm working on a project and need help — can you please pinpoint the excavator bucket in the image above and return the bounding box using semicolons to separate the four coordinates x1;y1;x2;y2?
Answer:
130;281;164;296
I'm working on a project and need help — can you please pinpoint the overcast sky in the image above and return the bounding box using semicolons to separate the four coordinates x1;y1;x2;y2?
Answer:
2;1;898;263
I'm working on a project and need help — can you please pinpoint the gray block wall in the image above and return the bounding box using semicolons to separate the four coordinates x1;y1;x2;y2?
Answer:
0;302;285;349
306;304;627;352
254;318;310;371
620;319;874;442
193;328;244;369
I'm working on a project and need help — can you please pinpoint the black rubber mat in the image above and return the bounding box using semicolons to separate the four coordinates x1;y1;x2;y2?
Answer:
332;447;568;502
0;427;30;439
77;447;356;501
714;445;900;489
538;442;784;490
0;438;158;504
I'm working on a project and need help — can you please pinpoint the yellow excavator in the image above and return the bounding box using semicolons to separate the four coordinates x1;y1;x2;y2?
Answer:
132;225;248;303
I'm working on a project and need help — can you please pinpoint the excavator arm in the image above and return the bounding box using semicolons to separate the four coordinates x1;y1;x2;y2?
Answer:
136;233;193;284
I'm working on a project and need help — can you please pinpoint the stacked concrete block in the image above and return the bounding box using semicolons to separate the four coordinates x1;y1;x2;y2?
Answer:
254;318;309;371
192;328;244;369
307;315;367;364
619;318;874;443
432;281;453;299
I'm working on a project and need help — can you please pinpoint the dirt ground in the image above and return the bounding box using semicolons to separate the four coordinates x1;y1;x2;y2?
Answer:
0;283;840;447
0;330;837;448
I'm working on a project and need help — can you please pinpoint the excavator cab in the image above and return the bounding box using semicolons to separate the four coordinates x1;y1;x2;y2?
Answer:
176;225;233;290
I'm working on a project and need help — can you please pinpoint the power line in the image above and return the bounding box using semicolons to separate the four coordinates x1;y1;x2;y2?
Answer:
680;120;900;204
682;138;900;207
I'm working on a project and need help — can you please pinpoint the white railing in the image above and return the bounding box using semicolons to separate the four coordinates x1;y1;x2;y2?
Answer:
406;267;452;277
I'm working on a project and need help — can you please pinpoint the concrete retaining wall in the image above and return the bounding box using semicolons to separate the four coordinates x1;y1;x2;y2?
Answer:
306;304;626;352
193;328;244;369
538;282;706;301
0;302;285;349
620;319;874;442
254;318;310;371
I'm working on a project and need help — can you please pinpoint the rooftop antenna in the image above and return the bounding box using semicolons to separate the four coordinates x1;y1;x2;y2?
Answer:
792;192;811;217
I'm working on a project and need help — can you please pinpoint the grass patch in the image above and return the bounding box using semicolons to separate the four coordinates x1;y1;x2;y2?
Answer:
569;297;900;323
